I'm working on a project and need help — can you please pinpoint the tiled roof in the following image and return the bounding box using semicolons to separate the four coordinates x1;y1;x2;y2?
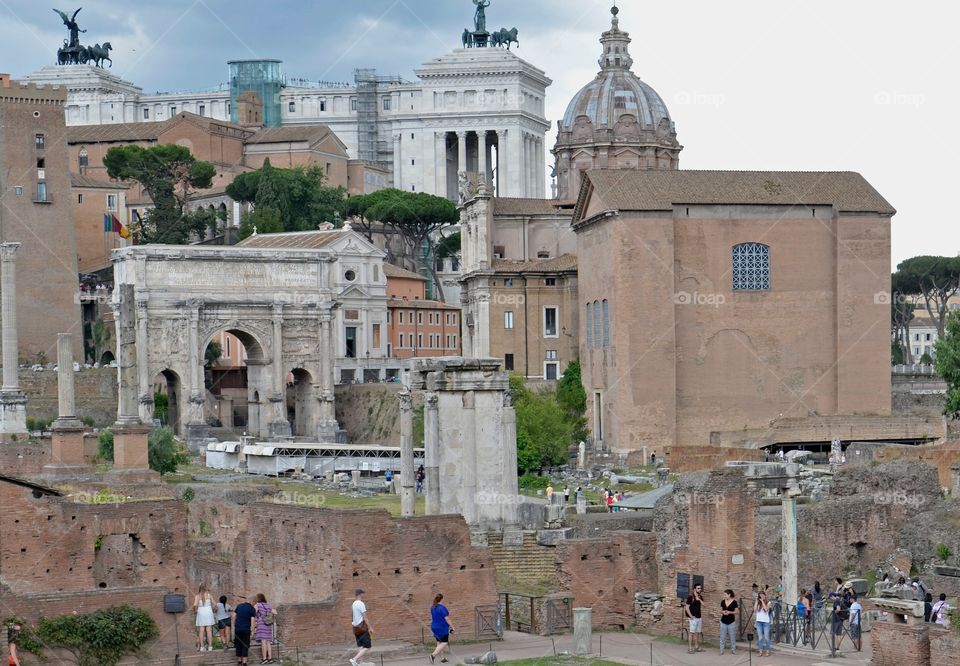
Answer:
384;263;426;281
67;120;168;143
492;198;575;216
71;173;126;190
579;170;896;217
236;229;350;249
246;125;333;145
387;298;460;310
491;253;578;273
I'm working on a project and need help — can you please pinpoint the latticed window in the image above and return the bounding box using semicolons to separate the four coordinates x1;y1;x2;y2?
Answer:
602;300;610;347
585;303;593;348
732;243;770;291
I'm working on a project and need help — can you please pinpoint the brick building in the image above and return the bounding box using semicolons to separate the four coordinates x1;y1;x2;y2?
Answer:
385;263;460;360
0;73;82;359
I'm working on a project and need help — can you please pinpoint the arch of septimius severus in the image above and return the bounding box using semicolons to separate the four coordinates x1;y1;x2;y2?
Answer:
111;244;348;444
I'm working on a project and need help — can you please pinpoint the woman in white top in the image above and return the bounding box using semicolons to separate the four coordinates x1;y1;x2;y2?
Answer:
194;583;216;652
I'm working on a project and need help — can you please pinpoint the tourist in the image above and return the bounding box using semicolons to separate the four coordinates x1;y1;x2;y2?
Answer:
384;468;393;490
416;465;425;493
215;595;233;650
351;589;373;666
924;592;934;622
605;491;614;513
685;583;703;654
575;486;582;502
751;583;759;607
831;593;848;653
776;576;783;600
194;583;216;652
429;593;454;663
650;451;657;466
254;593;277;664
7;621;21;666
849;595;862;651
797;589;809;644
234;596;256;666
546;484;554;501
755;590;772;657
718;589;738;655
932;593;950;625
563;486;570;504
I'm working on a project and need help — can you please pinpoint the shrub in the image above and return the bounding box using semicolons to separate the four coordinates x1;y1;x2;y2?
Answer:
25;417;53;432
937;543;952;561
98;429;114;461
518;474;551;489
80;415;95;427
148;427;189;475
920;352;934;365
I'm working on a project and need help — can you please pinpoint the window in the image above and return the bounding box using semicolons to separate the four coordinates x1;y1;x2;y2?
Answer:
288;100;296;113
78;148;88;168
372;324;381;349
544;307;558;337
545;278;556;286
319;99;327;111
382;97;391;110
399;333;405;347
386;310;391;323
546;350;558;360
418;312;423;325
585;302;593;348
373;265;379;282
504;353;514;371
914;333;920;341
107;194;117;211
326;162;332;174
411;159;415;165
225;336;232;357
926;333;932;341
344;269;356;282
493;245;505;259
504;311;514;329
198;104;206;116
77;193;84;204
602;299;610;347
914;347;920;356
417;333;423;348
14;186;22;196
226;102;231;115
732;243;770;291
35;134;45;149
399;311;404;324
36;158;45;180
410;133;415;140
345;326;357;358
537;250;550;259
544;362;559;380
169;105;177;116
387;343;392;357
143;108;149;119
593;301;601;349
35;182;47;202
351;98;357;111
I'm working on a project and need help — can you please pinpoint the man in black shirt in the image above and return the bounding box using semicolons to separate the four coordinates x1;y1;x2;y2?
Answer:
685;584;703;654
233;597;256;666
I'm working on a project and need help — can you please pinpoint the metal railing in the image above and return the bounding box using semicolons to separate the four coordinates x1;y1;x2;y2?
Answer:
737;599;861;656
474;604;503;640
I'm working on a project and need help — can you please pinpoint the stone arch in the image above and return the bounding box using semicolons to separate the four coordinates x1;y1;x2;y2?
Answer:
202;327;268;437
153;368;183;434
286;366;316;437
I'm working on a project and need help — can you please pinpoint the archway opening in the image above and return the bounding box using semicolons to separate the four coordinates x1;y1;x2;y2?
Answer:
202;328;265;436
286;367;315;438
152;368;182;433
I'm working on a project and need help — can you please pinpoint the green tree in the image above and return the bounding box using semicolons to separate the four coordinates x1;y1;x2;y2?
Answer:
556;360;588;442
894;255;960;337
147;426;188;474
227;160;346;235
436;230;461;259
345;188;457;300
205;340;223;367
98;429;114;461
510;375;573;474
103;144;216;244
891;341;905;365
238;206;283;240
891;272;916;364
934;312;960;418
153;392;169;424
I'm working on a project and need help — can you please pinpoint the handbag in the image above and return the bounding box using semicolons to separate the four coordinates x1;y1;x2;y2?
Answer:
259;604;275;626
352;620;368;637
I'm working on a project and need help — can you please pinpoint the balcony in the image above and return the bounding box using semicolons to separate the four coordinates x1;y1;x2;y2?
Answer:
32;194;53;204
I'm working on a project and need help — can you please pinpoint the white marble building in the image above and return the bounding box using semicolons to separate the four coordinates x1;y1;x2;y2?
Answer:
21;46;551;200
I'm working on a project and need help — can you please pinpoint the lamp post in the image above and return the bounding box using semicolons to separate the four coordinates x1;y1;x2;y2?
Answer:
365;350;370;382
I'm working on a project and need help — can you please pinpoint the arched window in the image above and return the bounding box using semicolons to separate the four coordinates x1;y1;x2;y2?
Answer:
78;147;88;168
585;302;593;348
592;300;601;350
602;299;610;347
732;243;770;291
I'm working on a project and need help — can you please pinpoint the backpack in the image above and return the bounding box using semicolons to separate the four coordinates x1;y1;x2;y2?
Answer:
836;599;850;621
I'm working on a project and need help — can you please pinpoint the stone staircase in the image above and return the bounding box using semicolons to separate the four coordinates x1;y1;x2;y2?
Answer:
486;531;560;594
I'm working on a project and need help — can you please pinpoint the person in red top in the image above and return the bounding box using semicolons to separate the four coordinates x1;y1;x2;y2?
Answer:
7;623;21;666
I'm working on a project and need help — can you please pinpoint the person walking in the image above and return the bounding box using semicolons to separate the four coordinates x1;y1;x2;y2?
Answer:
924;592;934;622
7;622;21;666
429;593;454;663
415;465;425;493
216;595;233;650
797;588;810;644
718;589;738;655
755;590;772;657
562;486;570;504
194;583;216;652
932;593;950;625
351;589;373;666
254;593;277;664
685;583;703;654
849;595;862;651
234;596;256;666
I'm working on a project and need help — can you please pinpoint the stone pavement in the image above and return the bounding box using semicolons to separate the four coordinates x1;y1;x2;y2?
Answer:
300;630;874;666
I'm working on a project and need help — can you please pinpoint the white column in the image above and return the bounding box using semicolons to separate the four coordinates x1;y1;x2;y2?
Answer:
0;243;21;391
478;130;488;187
424;391;440;515
399;387;415;517
536;137;544;198
462;391;477;524
55;333;76;421
435;131;446;197
136;299;151;422
495;130;507;196
782;491;799;607
457;131;468;177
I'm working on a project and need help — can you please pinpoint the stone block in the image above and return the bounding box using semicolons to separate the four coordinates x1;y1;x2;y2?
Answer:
536;528;571;546
112;423;150;469
49;426;85;465
573;608;592;655
501;525;523;546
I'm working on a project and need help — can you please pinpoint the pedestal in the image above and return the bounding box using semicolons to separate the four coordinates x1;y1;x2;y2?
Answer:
108;422;158;482
186;422;210;452
0;390;27;435
43;424;94;479
573;608;593;655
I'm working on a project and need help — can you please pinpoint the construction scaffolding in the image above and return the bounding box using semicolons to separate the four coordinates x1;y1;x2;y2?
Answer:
354;68;405;164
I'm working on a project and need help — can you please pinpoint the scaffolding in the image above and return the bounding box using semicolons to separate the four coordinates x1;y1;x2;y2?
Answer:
354;68;406;164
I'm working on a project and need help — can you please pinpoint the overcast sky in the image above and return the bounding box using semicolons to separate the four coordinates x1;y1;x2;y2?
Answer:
2;0;955;269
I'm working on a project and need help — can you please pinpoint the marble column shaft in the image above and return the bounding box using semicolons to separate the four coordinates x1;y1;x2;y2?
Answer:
457;131;468;175
56;333;76;420
399;387;415;517
1;242;21;391
461;391;477;524
496;130;507;196
478;131;488;186
424;391;440;515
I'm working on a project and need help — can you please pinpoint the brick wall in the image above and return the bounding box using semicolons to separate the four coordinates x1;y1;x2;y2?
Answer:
873;440;960;489
929;626;960;664
871;621;930;666
20;366;118;426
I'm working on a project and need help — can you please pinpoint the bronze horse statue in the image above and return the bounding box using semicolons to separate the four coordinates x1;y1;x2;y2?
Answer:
87;42;113;67
491;27;519;49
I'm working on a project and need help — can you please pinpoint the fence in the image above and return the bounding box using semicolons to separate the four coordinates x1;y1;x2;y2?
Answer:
737;598;861;656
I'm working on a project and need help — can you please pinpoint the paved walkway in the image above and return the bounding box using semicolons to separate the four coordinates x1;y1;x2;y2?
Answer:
302;630;874;666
